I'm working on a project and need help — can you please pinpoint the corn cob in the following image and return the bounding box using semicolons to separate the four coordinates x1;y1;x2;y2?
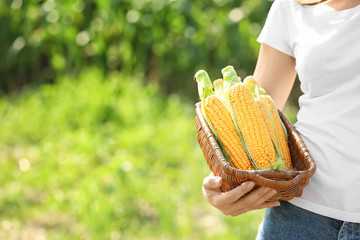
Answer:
222;66;276;170
259;95;292;170
255;99;280;150
244;76;292;170
195;70;253;170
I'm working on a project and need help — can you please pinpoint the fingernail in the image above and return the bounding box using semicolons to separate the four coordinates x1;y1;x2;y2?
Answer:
214;177;221;185
270;189;277;195
272;201;281;207
246;182;255;188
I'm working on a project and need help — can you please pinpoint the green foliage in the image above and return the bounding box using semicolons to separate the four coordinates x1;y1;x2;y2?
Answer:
0;0;302;238
0;0;272;100
0;68;265;239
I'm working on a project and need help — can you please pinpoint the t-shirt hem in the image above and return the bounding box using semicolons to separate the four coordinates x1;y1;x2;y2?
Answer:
290;197;360;223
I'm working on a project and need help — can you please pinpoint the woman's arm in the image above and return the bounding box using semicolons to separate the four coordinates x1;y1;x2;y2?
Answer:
202;43;297;216
254;43;297;110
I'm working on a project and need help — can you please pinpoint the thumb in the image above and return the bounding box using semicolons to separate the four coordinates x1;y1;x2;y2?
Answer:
203;176;222;190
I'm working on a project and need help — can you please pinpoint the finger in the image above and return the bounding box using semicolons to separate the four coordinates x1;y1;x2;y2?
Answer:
227;200;280;217
235;187;277;210
202;176;223;205
202;176;222;191
221;181;256;203
250;187;278;207
258;200;281;209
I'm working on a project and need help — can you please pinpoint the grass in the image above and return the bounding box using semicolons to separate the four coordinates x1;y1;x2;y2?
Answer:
0;68;264;239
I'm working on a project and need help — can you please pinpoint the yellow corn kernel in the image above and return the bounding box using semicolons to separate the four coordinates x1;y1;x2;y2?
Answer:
204;95;253;170
256;99;279;149
228;83;276;170
259;95;292;170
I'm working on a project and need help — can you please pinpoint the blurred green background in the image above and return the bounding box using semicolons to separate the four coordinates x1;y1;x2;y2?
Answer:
0;0;301;239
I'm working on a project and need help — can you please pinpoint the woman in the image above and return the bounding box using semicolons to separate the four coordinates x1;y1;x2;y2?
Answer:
202;0;360;239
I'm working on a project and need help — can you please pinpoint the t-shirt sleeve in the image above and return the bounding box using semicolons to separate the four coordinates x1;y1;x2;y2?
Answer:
257;0;294;57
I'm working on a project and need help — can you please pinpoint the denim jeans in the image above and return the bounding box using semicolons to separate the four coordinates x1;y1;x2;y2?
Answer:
256;200;360;240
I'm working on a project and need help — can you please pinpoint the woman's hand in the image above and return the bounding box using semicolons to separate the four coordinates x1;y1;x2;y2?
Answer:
202;173;280;216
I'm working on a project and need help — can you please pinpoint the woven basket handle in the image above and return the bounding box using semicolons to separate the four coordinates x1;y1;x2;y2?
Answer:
251;173;301;190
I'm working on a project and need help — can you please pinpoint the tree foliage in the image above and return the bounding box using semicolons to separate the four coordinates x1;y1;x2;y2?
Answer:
0;0;272;100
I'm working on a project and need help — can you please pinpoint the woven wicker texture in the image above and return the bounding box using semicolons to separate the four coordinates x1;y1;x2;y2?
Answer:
195;102;316;201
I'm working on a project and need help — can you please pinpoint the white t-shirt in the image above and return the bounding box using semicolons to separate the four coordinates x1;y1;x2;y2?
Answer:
258;0;360;222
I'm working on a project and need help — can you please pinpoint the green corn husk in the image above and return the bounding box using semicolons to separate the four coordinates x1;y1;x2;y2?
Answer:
244;76;284;157
243;76;288;142
194;70;233;167
243;76;286;170
213;79;224;96
220;66;261;170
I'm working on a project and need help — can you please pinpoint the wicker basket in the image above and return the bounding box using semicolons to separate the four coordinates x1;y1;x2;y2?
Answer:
195;102;316;201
